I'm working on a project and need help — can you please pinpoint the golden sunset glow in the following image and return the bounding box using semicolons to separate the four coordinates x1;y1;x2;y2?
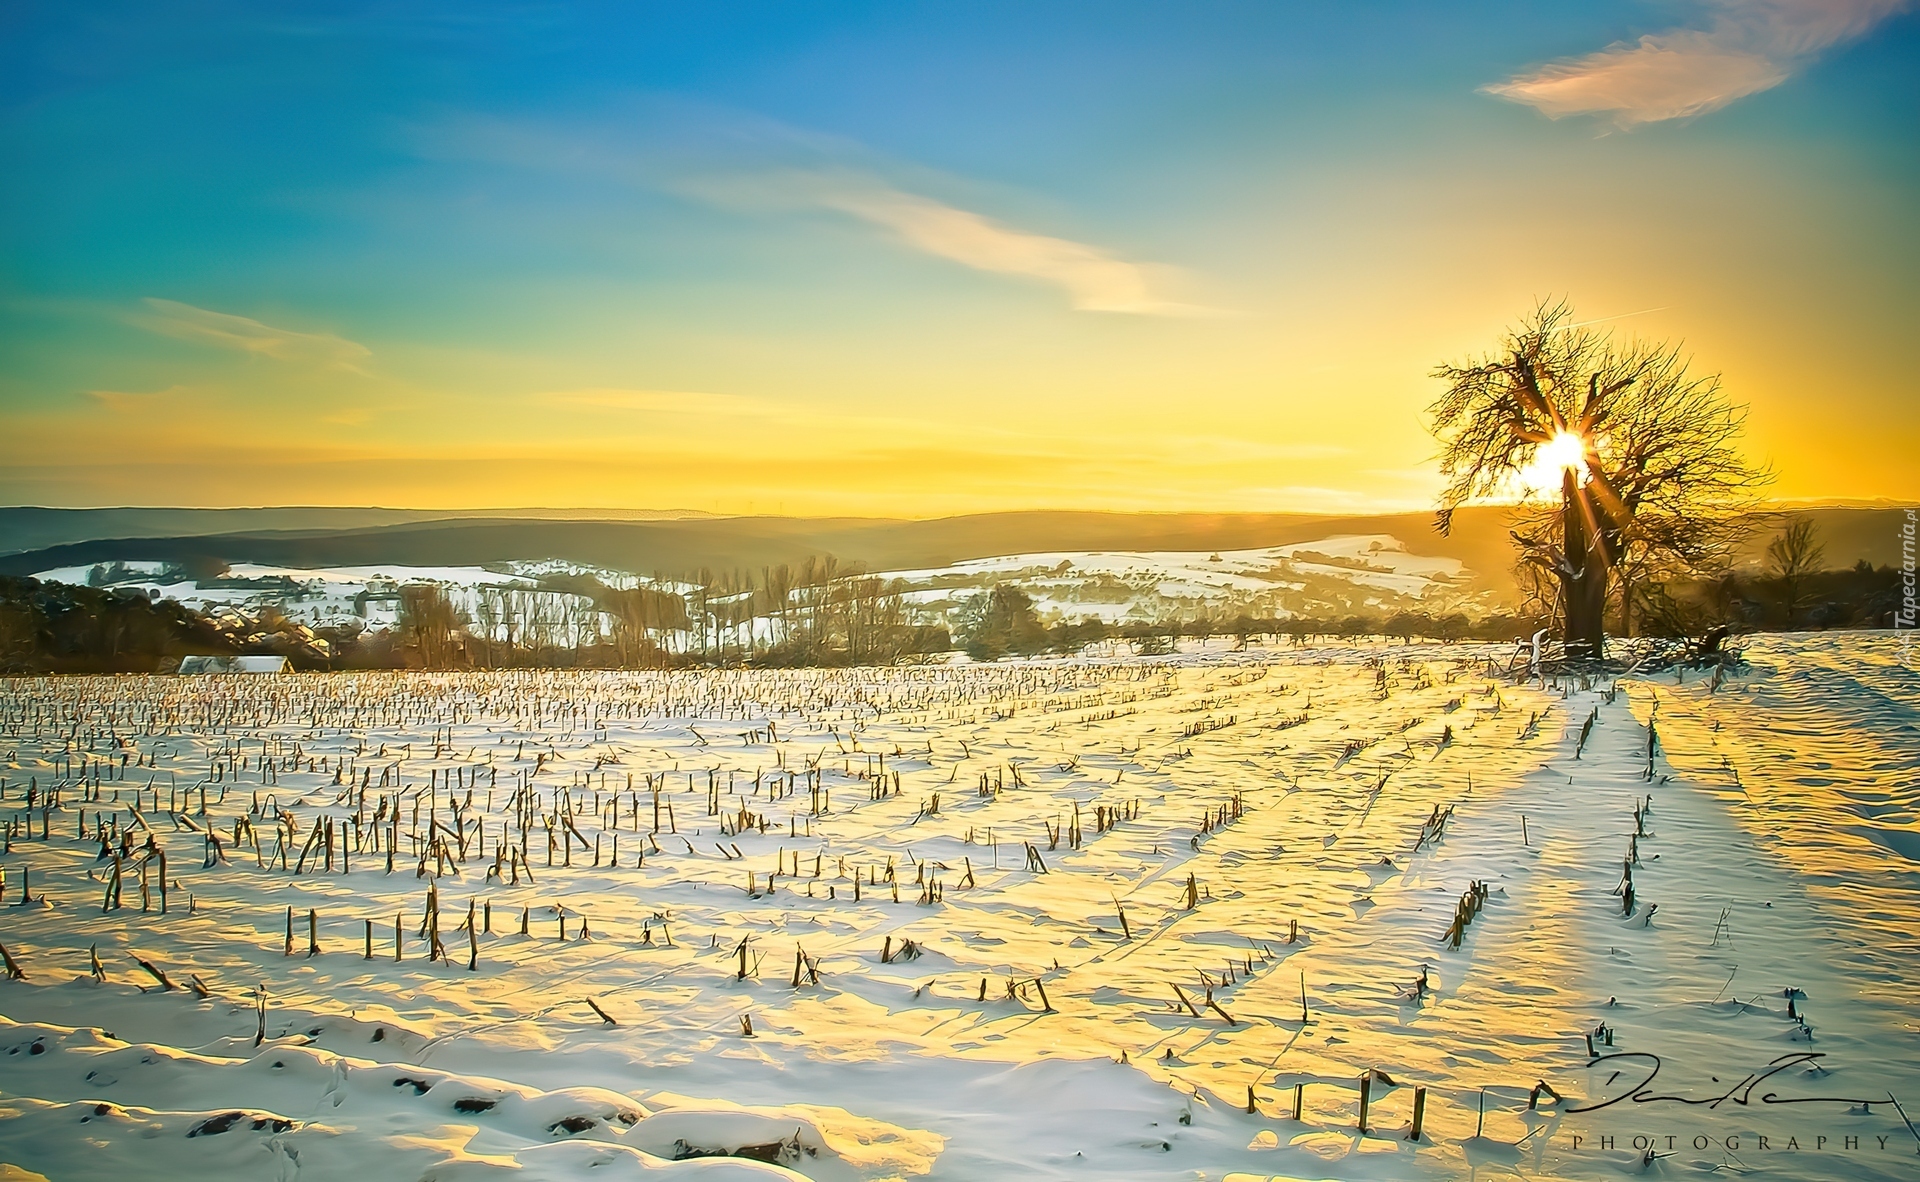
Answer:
1514;430;1593;494
0;7;1913;514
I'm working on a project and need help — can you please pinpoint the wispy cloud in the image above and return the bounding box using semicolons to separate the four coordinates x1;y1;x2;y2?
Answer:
134;298;372;371
719;171;1198;315
432;106;1210;315
1485;0;1909;127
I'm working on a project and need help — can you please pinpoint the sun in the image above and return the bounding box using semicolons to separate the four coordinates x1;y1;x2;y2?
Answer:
1515;430;1591;492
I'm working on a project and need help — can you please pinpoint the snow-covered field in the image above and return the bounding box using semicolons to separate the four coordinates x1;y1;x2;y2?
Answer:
880;535;1477;625
0;634;1916;1181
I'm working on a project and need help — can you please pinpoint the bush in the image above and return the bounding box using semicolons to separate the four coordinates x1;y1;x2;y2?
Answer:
958;586;1049;660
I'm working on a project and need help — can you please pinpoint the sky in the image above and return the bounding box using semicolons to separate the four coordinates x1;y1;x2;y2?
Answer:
1;0;1915;517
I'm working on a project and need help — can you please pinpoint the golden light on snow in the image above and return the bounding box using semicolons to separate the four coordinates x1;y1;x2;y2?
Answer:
0;637;1915;1179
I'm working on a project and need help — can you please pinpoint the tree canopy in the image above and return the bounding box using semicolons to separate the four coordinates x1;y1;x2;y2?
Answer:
1431;300;1766;655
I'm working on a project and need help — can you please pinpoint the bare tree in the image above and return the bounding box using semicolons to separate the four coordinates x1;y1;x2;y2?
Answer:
763;563;794;652
1766;517;1826;625
1431;299;1766;658
473;588;502;660
398;584;465;668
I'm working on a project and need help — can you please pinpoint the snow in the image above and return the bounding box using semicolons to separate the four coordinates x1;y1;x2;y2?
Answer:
30;561;175;586
1;633;1916;1180
222;564;538;589
879;537;1475;625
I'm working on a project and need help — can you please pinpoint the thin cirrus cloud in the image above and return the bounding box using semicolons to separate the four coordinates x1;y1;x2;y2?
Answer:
132;298;372;372
1484;0;1909;126
731;171;1202;316
820;181;1197;316
434;109;1208;316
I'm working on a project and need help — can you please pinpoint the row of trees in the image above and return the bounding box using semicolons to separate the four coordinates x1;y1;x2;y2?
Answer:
1634;555;1903;636
951;584;1560;659
385;563;950;670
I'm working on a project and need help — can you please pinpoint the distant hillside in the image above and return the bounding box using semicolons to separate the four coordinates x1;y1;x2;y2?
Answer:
0;506;714;556
1727;506;1916;570
2;505;1908;606
0;509;1524;596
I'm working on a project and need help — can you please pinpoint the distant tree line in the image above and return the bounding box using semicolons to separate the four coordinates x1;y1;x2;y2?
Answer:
373;559;949;671
951;584;1555;659
1501;517;1904;643
0;577;236;673
1625;558;1903;636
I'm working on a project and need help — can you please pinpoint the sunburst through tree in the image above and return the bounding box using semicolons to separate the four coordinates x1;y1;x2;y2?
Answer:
1429;299;1768;658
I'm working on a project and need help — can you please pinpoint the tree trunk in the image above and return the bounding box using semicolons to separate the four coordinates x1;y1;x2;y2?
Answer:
1561;472;1609;660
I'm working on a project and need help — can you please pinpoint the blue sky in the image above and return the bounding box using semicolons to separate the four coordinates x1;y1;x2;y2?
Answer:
2;1;1915;512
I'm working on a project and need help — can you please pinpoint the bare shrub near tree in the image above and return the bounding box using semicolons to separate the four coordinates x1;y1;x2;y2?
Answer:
1766;517;1826;626
1430;299;1767;657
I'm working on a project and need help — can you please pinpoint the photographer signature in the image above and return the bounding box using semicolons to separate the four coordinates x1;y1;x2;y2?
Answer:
1570;1052;1876;1113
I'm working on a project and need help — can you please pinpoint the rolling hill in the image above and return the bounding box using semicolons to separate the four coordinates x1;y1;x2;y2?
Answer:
1;504;1908;611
